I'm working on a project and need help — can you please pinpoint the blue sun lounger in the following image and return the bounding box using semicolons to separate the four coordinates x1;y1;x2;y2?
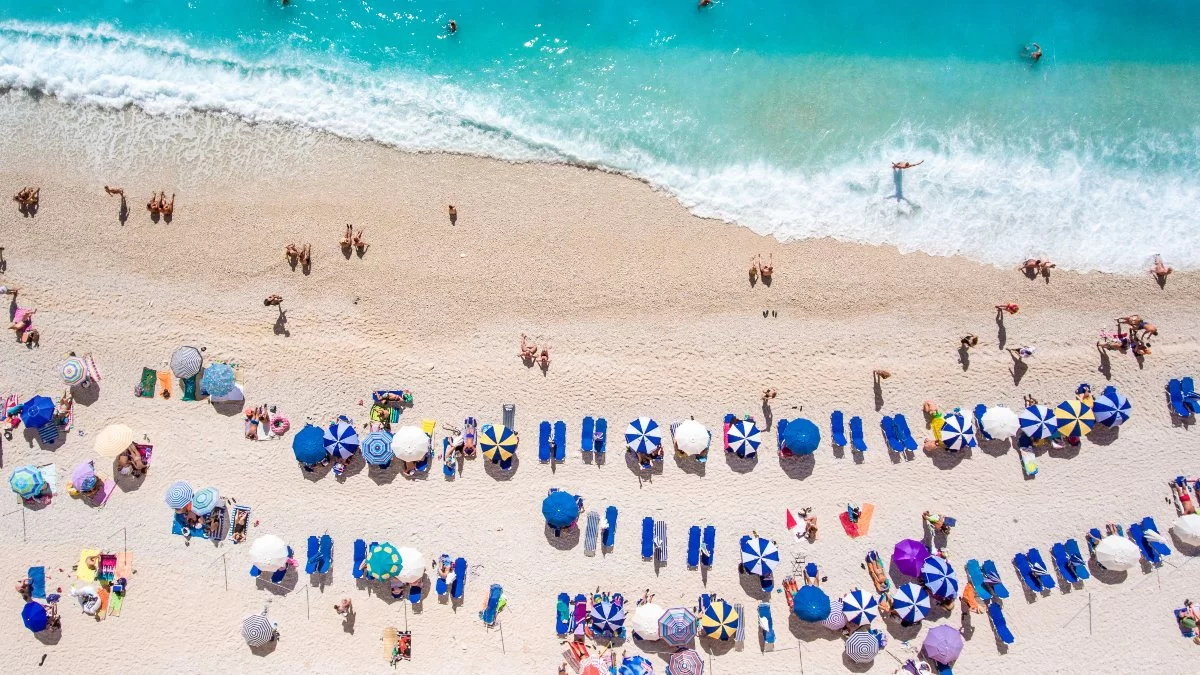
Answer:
734;602;746;644
1169;379;1191;417
641;517;655;559
964;559;992;601
1013;552;1040;591
654;520;668;563
1026;548;1056;589
974;404;993;440
436;555;451;596
1127;521;1154;563
777;419;789;454
480;584;503;626
981;560;1009;598
556;592;571;635
1064;539;1090;580
1184;377;1200;414
758;602;775;646
988;601;1015;644
451;557;466;600
581;416;594;453
1050;543;1078;584
893;414;918;451
584;511;600;556
1143;517;1173;559
28;566;45;599
831;411;847;447
880;416;904;453
701;525;716;567
603;506;618;549
305;536;320;574
538;421;552;463
554;421;566;462
687;526;702;568
352;539;366;579
849;416;867;452
410;582;422;605
251;546;292;584
594;418;607;458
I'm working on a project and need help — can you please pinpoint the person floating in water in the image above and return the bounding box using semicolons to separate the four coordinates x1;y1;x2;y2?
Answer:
447;20;457;34
892;160;923;170
699;0;713;7
1022;43;1042;63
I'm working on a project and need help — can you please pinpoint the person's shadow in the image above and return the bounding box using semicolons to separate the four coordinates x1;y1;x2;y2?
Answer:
117;196;128;225
1096;345;1112;380
958;345;970;371
1009;353;1028;385
995;310;1007;349
273;308;290;337
873;377;884;411
889;168;910;204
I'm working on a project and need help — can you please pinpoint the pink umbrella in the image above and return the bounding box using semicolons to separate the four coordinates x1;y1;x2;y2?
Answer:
71;462;97;492
892;539;930;578
922;624;964;664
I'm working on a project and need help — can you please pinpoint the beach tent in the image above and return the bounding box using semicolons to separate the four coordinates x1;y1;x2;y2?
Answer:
1055;399;1095;437
630;603;665;640
658;607;697;647
389;425;429;462
892;583;931;623
164;480;193;509
200;363;236;397
781;418;820;455
9;465;45;499
292;424;326;464
740;536;779;576
921;556;960;599
361;431;394;466
1095;536;1141;570
673;420;709;455
980;406;1020;438
845;630;880;663
20;396;55;429
1172;514;1200;546
726;419;761;458
190;487;220;515
625;417;663;454
170;346;203;379
249;535;290;570
667;648;703;675
22;602;48;632
892;539;930;578
71;462;97;492
792;585;831;622
841;589;878;625
1018;404;1056;440
366;542;402;580
242;614;274;647
822;598;847;630
923;625;965;664
940;412;976;451
324;419;360;460
480;424;518;465
94;424;134;458
1093;391;1131;427
542;490;579;529
61;357;88;386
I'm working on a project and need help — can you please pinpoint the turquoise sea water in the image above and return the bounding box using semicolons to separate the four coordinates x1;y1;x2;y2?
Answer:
2;1;1199;271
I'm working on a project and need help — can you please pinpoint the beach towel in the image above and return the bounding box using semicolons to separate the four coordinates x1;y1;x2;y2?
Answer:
116;552;133;581
138;368;156;398
156;370;172;398
77;549;100;582
28;566;45;599
838;504;875;537
96;587;110;620
181;375;197;401
108;590;125;617
172;513;213;539
36;422;58;446
38;463;58;496
94;479;117;508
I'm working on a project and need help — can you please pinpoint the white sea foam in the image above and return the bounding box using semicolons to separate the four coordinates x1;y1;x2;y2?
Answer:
1;20;1197;273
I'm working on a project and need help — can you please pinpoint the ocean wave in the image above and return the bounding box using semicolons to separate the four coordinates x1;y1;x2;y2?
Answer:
1;20;1197;273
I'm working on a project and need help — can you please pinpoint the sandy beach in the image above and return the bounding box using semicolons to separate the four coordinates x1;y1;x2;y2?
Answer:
1;92;1199;673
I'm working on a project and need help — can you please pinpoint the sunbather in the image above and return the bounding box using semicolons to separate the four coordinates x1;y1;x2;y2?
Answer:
231;507;249;543
1097;331;1130;351
800;507;818;541
1008;345;1036;360
19;327;38;346
996;303;1020;315
15;577;31;600
340;225;353;250
923;511;952;534
1172;482;1196;515
1151;254;1173;281
9;307;34;331
518;334;537;361
352;228;369;253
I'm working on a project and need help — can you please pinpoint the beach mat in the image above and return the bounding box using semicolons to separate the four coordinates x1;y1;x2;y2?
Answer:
181;375;197;401
96;587;110;620
172;513;212;539
28;566;45;598
115;552;133;580
96;479;117;507
838;504;875;538
139;368;156;398
156;370;172;398
77;549;100;582
108;590;125;617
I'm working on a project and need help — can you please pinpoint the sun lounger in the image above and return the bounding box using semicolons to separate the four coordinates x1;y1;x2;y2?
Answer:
893;414;918;451
584;511;600;556
654;520;668;563
603;506;617;549
581;416;594;453
980;560;1009;598
1050;543;1078;584
1142;517;1173;558
305;536;320;574
1183;377;1200;414
1169;379;1191;417
641;518;654;559
964;559;992;601
880;416;904;453
1063;539;1090;580
974;404;993;440
1026;548;1056;589
776;418;790;455
480;584;503;626
849;416;867;452
783;576;799;612
538;421;551;463
987;601;1015;644
687;526;701;568
734;602;746;644
318;535;332;573
1127;521;1154;563
353;539;367;579
502;404;515;429
1017;435;1038;477
738;536;750;573
410;583;422;605
28;566;45;599
435;555;450;596
758;602;775;647
450;557;466;600
702;525;716;567
554;421;566;462
594;418;607;457
831;411;847;447
698;593;712;614
1012;552;1039;591
556;593;571;635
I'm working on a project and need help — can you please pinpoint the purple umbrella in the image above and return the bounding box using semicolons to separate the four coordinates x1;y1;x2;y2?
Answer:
922;625;964;664
892;539;930;578
71;462;97;492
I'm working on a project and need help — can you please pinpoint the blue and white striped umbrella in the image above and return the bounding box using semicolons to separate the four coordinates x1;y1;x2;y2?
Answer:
920;556;960;599
1018;404;1056;441
589;600;626;635
625;417;662;454
841;589;879;626
324;419;360;460
164;480;194;509
739;536;780;577
361;431;394;466
727;420;761;458
845;629;880;663
190;487;220;515
1093;391;1131;427
940;413;976;451
200;363;236;397
891;582;931;623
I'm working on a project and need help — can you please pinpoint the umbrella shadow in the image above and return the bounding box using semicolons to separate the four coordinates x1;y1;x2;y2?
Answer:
249;640;279;657
1046;441;1081;460
977;437;1012;458
778;455;814;480
34;629;62;646
255;567;298;596
700;638;736;657
882;616;921;642
1085;560;1128;585
623;451;659;479
544;525;581;551
484;457;518;481
299;463;332;483
23;426;64;451
737;573;773;601
723;450;757;474
787;614;834;642
367;463;401;485
111;465;147;493
672;453;706;477
1169;533;1200;556
71;382;101;406
842;653;874;673
211;399;244;417
1088;425;1119;447
929;449;967;470
334;458;366;482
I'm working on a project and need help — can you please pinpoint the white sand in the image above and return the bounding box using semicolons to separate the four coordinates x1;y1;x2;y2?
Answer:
1;92;1199;673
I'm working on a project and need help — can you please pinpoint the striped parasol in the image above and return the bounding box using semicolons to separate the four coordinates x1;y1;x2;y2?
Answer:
361;431;394;465
822;598;847;630
727;419;761;458
667;648;703;675
170;346;203;378
1018;404;1056;440
590;600;627;635
480;424;518;465
164;480;194;509
921;556;960;599
841;589;879;626
1093;390;1131;427
891;582;931;623
242;614;274;647
740;536;780;577
366;542;402;580
324;419;360;460
61;357;88;386
200;363;236;397
699;599;740;641
1055;399;1096;437
625;417;662;454
190;487;220;515
845;630;880;663
9;465;45;499
940;412;976;451
658;607;698;647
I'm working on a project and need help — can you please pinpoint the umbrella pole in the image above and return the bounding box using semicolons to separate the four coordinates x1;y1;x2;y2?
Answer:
498;620;506;653
306;586;310;619
223;554;229;592
1088;592;1092;635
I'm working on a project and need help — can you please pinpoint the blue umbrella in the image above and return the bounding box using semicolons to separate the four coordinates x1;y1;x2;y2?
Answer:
940;413;976;451
921;556;960;599
20;396;55;428
292;424;327;465
781;418;820;455
163;480;194;509
1094;390;1131;427
9;465;45;499
891;582;931;623
1018;404;1055;441
542;490;579;529
200;363;236;397
727;420;761;458
190;487;220;515
324;419;360;460
792;585;831;622
619;655;654;675
22;601;48;632
625;417;662;454
841;589;879;625
590;600;626;635
740;536;780;576
361;431;394;466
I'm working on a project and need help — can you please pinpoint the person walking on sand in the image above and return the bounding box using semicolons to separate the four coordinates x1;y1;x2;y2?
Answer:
334;598;353;616
873;369;891;382
538;345;551;369
759;253;774;281
264;295;283;307
762;388;777;401
892;160;923;170
960;334;978;349
995;303;1019;315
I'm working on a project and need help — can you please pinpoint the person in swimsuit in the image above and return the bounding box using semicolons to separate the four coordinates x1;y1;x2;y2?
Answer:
1151;254;1174;281
264;295;283;306
892;160;923;170
147;193;161;213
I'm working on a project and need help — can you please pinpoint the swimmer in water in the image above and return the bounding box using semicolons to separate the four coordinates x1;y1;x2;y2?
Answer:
892;160;923;170
448;20;457;34
1023;43;1042;63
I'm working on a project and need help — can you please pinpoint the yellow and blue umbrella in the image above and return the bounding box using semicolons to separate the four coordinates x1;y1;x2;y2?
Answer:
699;599;740;641
480;424;518;465
9;465;45;499
366;542;402;580
1055;399;1095;437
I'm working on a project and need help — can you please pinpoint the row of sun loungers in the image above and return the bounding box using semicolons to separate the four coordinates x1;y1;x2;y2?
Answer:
1168;377;1200;418
538;417;610;463
1014;517;1172;595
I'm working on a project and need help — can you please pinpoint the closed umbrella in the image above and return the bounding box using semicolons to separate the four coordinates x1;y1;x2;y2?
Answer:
792;585;831;622
740;536;780;577
1093;391;1131;427
940;413;976;451
1019;404;1056;440
61;357;88;386
292;424;326;465
366;542;402;580
9;465;45;499
22;601;48;632
841;589;878;626
249;535;290;570
699;599;739;641
1055;399;1095;437
590;600;627;636
324;419;360;460
242;614;274;647
190;487;220;516
164;480;193;509
923;625;964;664
822;598;847;630
361;431;394;466
170;346;203;378
673;420;709;455
630;603;665;640
1172;514;1200;546
1095;535;1141;571
71;462;98;492
200;363;236;397
94;424;134;458
781;418;820;455
20;396;55;428
726;419;761;458
625;417;662;454
394;546;425;583
542;490;579;529
658;607;697;647
667;648;703;675
892;539;930;578
980;406;1020;438
390;425;429;462
891;582;931;623
479;424;518;465
921;556;960;599
845;630;880;663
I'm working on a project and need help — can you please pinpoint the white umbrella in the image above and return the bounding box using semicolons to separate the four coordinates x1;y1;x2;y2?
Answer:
981;406;1020;439
1173;514;1200;546
250;535;290;570
390;425;430;462
94;424;134;458
674;420;709;456
630;603;665;640
394;546;425;583
1095;535;1141;571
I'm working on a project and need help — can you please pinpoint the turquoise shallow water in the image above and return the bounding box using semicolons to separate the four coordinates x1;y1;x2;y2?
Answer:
2;1;1199;271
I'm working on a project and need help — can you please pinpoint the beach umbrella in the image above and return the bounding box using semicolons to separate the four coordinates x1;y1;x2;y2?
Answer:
1019;404;1056;440
71;462;98;492
625;417;662;454
740;536;780;576
673;420;709;455
841;589;879;626
630;603;665;640
891;582;931;623
591;600;627;635
921;556;960;599
792;585;831;622
324;419;360;460
200;363;236;397
822;598;847;630
619;655;654;675
542;490;579;529
292;424;326;465
479;424;518;465
241;614;274;647
892;539;930;578
249;535;290;570
94;424;134;458
1095;535;1142;571
658;607;698;647
394;546;425;583
190;487;220;516
781;418;820;455
170;346;203;378
164;480;194;509
1055;399;1095;437
845;630;880;663
1093;391;1131;427
699;599;739;641
667;648;703;675
726;419;761;458
20;396;55;429
22;601;48;632
366;542;402;580
923;625;965;664
1172;514;1200;546
389;425;428;462
9;465;45;499
940;413;976;451
61;357;88;386
980;406;1021;439
361;431;394;466
580;657;607;675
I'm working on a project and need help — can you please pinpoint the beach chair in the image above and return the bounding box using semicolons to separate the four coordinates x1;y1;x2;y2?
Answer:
1016;435;1039;477
1184;377;1200;414
410;583;422;605
1142;517;1173;558
305;536;320;574
880;416;904;453
480;584;503;626
1168;379;1191;417
502;404;516;429
581;416;594;453
734;602;746;644
594;418;607;458
654;520;668;563
571;594;587;636
436;555;451;596
738;536;750;573
687;526;701;568
451;557;466;600
1063;539;1090;580
849;416;867;452
1012;552;1040;591
1127;521;1155;563
1026;548;1056;589
776;418;789;455
1050;543;1078;584
702;525;716;567
539;421;552;463
641;518;654;559
894;414;918;451
697;593;712;614
974;404;993;440
964;559;992;602
987;601;1015;644
803;562;819;586
556;593;571;635
758;602;776;647
830;411;847;447
980;560;1009;598
318;535;332;574
28;566;45;599
603;506;617;549
584;511;600;556
554;421;566;463
353;539;367;579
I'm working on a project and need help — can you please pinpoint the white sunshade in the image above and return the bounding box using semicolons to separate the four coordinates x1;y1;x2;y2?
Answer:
981;406;1020;439
393;546;426;583
1172;514;1200;546
390;425;430;461
674;420;709;455
250;534;290;570
1095;535;1141;571
630;603;665;640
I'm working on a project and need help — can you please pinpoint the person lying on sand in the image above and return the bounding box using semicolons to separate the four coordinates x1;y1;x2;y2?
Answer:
340;225;353;250
104;185;124;197
352;228;369;253
1097;331;1130;351
147;192;161;213
9;307;34;331
519;334;537;361
996;303;1020;315
1151;254;1173;280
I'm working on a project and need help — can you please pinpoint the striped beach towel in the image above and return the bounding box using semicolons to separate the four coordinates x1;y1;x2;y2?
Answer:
584;511;600;556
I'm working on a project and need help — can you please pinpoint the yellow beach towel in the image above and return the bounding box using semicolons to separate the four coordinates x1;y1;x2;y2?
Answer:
77;549;100;582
